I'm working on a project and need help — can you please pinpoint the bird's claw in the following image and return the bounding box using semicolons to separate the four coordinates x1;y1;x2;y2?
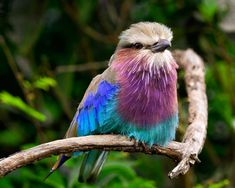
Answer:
130;138;152;154
130;137;139;150
140;142;152;154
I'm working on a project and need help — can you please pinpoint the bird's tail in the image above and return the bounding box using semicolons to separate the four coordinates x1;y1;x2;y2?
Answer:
44;154;70;181
78;150;108;183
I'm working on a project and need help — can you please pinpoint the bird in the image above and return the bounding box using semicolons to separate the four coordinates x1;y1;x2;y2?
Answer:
46;21;178;183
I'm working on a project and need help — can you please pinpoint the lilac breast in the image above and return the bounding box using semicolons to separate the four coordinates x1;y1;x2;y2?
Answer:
112;49;178;128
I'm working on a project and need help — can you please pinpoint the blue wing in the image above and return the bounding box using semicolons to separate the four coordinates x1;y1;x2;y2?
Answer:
47;70;118;181
76;80;119;136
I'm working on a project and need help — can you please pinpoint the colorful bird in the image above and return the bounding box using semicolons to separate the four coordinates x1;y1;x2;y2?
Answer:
47;22;178;183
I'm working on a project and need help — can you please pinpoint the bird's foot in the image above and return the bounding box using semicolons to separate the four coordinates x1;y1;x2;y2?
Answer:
130;137;139;150
140;142;152;155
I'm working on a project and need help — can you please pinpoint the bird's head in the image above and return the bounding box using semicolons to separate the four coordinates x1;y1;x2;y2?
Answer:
117;22;172;53
112;22;176;71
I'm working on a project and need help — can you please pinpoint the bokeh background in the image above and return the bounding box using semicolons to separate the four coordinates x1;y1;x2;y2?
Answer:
0;0;235;188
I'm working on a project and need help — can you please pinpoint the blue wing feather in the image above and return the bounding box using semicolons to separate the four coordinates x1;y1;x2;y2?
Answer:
76;80;119;136
89;108;96;131
83;110;90;135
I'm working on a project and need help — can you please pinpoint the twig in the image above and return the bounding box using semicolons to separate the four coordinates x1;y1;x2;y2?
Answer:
60;1;117;44
0;36;46;143
0;49;208;179
0;36;29;104
56;61;108;74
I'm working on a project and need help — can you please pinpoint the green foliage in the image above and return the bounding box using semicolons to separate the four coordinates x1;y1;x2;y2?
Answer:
194;179;229;188
0;91;46;122
0;0;235;188
0;126;25;147
24;77;57;91
76;0;97;24
0;152;155;188
198;0;218;22
206;65;233;126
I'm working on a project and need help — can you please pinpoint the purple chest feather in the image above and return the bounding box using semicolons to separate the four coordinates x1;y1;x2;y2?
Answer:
112;49;178;128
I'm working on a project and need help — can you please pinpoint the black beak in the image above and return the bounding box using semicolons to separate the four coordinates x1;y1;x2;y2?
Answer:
150;39;171;53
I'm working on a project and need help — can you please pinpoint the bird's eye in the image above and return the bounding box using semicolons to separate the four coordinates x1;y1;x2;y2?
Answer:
132;43;143;49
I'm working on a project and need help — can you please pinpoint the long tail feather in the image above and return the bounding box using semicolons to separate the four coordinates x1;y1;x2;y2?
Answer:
44;155;70;181
78;150;108;183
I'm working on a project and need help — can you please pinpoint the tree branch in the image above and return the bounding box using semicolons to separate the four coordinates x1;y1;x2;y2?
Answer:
0;136;184;177
0;49;208;179
169;49;208;178
55;61;108;74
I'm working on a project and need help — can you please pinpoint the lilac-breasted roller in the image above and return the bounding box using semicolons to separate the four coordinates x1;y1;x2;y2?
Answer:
48;22;178;183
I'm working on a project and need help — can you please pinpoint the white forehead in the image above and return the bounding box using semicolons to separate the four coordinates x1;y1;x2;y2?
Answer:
118;22;173;47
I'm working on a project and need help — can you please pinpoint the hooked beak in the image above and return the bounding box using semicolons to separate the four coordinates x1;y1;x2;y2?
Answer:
150;39;171;53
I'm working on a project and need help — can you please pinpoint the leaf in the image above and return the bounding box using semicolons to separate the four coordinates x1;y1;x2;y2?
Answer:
97;153;155;188
198;0;218;22
33;77;57;91
0;91;46;122
0;127;24;147
0;178;14;188
208;179;230;188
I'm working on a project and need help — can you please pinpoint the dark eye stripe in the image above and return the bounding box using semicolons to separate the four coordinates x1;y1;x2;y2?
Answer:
133;43;143;49
123;42;144;49
152;42;158;46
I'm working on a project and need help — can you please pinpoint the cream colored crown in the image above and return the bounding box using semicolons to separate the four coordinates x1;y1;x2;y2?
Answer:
118;22;173;48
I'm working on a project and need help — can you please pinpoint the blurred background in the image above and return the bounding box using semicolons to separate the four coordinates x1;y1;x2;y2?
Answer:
0;0;235;187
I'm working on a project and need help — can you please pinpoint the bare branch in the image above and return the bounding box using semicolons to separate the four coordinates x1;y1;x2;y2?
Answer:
0;49;208;179
56;61;108;74
0;136;185;177
169;49;208;178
